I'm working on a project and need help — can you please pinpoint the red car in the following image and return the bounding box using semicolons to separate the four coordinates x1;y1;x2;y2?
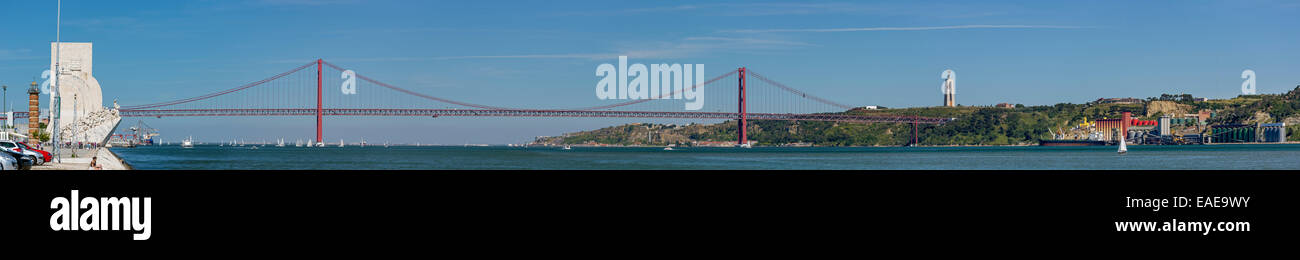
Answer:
18;142;51;165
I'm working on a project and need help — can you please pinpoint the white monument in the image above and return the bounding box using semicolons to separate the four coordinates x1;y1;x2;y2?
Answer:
941;69;956;107
49;42;119;144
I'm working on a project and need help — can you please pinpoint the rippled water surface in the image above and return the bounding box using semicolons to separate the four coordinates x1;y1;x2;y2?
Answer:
108;144;1300;170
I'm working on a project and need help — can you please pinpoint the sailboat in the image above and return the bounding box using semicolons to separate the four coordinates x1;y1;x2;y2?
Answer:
276;138;285;147
1118;133;1128;155
339;139;345;148
181;136;194;148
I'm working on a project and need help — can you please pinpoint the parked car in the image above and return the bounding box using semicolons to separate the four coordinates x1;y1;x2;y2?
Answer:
17;142;51;165
0;140;43;165
0;150;18;170
0;149;32;170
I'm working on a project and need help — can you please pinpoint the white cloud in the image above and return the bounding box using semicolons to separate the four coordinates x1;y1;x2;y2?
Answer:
724;25;1092;33
63;17;141;28
255;0;359;6
555;3;883;16
0;49;38;61
553;2;1023;18
310;36;814;63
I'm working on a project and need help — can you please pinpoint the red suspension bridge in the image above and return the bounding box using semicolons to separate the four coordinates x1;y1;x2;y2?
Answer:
11;59;952;145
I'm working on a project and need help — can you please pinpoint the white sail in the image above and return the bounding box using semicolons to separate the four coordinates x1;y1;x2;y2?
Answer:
1118;133;1128;154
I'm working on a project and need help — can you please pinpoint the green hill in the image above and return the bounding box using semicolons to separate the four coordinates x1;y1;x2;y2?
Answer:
537;86;1300;146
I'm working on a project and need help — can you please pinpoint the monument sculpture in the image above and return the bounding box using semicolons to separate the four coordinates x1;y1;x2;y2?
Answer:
48;42;120;145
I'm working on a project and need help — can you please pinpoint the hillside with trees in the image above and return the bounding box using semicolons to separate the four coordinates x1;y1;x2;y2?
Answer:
536;86;1300;146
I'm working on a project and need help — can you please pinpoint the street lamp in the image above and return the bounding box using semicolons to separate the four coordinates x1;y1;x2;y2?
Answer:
2;84;8;132
72;93;77;155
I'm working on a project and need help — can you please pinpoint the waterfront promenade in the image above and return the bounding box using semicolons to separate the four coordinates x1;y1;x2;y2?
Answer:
31;147;129;170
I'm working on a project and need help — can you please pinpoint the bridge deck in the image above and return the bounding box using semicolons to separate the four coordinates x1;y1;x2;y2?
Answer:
2;109;953;124
99;108;952;124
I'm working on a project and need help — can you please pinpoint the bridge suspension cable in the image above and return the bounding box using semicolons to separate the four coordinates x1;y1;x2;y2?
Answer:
320;61;518;110
106;59;953;144
568;70;739;111
120;60;859;114
744;69;855;111
120;61;317;110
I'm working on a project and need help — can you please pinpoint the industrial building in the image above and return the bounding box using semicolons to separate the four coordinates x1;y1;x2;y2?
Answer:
1209;123;1287;143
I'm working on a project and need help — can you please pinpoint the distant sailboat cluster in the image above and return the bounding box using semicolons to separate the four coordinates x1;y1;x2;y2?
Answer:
171;137;402;148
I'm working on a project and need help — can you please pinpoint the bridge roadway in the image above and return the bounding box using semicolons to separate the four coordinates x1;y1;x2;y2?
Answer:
2;109;953;124
99;108;953;124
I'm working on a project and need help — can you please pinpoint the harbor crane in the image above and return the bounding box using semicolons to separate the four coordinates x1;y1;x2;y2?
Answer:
126;120;160;145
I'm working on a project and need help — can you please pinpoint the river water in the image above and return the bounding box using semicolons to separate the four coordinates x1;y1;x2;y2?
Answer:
109;144;1300;170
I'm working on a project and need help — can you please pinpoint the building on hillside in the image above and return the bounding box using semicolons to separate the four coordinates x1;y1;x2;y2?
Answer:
1092;97;1143;104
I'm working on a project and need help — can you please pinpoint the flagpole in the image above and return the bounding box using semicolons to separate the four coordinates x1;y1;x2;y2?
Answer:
52;0;62;163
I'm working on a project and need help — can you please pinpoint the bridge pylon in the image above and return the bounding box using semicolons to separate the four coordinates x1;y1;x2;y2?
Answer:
316;59;323;144
737;67;748;146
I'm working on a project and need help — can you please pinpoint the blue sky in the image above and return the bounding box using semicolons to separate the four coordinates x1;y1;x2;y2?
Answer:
1;0;1298;144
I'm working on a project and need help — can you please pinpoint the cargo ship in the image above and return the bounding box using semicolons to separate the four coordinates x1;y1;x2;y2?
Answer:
1039;139;1108;146
1041;128;1111;146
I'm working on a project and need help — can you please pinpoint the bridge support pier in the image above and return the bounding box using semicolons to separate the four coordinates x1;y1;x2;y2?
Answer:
737;67;748;147
316;59;323;145
912;119;918;146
